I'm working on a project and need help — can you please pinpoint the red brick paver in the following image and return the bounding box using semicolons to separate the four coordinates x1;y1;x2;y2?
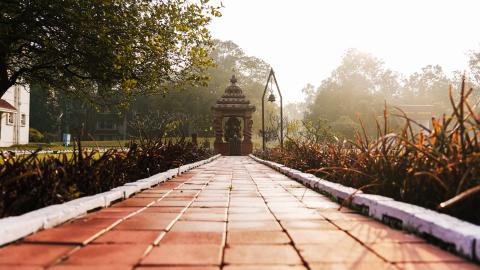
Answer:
0;156;478;270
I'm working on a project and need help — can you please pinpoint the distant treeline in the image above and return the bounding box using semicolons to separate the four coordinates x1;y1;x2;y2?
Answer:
298;49;480;139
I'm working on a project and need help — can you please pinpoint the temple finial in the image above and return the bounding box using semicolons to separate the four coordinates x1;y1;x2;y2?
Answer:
230;74;237;84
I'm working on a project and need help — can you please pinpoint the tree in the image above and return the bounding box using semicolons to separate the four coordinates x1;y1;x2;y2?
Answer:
330;116;361;139
305;49;400;138
299;118;335;143
469;49;480;88
402;65;451;110
29;85;59;133
468;49;480;105
284;102;305;120
0;0;221;106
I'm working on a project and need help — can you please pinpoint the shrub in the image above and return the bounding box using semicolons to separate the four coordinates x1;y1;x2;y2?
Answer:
0;138;213;217
42;132;58;143
29;128;44;142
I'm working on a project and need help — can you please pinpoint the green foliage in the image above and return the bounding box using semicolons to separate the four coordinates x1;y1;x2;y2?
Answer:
257;78;480;225
29;85;59;133
0;0;221;106
330;116;361;139
0;138;213;217
286;119;335;144
258;114;282;144
28;128;44;142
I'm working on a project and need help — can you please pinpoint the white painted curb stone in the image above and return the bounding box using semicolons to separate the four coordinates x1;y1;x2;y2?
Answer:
0;216;44;245
250;154;480;260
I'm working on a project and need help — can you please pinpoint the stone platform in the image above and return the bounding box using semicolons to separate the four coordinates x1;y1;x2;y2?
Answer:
0;157;477;269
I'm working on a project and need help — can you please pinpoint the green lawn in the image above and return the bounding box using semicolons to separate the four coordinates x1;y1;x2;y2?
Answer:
0;140;130;151
0;137;216;152
0;143;70;151
0;136;272;153
0;152;104;165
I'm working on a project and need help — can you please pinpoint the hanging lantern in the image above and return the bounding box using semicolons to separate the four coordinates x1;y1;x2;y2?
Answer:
267;78;275;102
268;92;276;102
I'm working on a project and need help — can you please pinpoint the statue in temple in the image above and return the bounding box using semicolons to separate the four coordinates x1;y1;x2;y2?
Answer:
224;117;242;142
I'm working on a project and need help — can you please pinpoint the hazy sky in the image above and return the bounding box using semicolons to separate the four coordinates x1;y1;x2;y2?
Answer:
208;0;480;103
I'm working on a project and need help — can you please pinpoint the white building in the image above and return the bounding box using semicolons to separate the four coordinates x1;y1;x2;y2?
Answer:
0;85;30;147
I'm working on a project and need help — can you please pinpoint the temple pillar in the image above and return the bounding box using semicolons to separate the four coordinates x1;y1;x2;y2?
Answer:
243;115;253;143
213;114;223;144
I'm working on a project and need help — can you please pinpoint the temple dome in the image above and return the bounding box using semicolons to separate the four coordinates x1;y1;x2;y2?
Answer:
212;75;255;111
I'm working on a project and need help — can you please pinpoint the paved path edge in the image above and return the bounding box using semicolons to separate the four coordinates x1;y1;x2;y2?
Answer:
250;154;480;262
0;154;221;246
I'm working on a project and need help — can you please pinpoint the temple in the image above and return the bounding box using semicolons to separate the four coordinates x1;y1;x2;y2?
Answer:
211;75;255;155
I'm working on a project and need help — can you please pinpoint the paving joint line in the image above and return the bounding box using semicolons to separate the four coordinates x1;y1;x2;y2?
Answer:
45;174;188;268
135;168;218;267
220;165;233;270
246;160;312;270
271;166;400;269
45;246;82;269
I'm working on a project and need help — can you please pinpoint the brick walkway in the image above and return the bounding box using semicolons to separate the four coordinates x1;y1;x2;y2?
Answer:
0;156;478;270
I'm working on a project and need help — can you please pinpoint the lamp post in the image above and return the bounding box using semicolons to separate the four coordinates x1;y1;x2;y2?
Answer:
262;68;283;151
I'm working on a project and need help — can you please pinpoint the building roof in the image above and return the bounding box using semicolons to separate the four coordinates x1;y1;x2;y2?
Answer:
212;75;255;112
0;99;16;112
